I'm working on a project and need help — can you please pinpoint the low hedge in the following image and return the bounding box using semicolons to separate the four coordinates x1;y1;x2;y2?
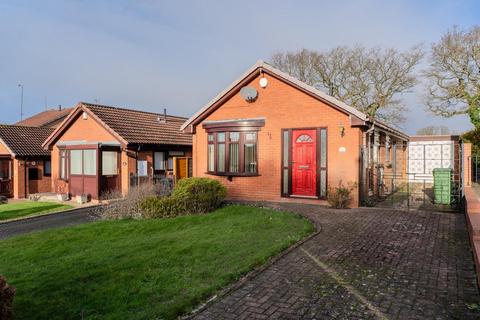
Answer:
139;177;227;218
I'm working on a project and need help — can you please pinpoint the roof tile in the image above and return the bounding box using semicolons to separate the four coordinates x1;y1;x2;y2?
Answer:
0;125;53;157
82;103;192;146
16;108;73;127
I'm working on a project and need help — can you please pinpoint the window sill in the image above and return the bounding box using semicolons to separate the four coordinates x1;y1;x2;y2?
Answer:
205;172;260;177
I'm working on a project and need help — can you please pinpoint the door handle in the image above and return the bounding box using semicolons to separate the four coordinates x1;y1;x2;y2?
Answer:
298;165;309;169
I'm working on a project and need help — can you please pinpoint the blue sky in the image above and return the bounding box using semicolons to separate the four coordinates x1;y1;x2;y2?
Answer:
0;0;479;134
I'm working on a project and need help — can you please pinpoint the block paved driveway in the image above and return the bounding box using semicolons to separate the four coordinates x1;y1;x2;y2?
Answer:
193;204;480;320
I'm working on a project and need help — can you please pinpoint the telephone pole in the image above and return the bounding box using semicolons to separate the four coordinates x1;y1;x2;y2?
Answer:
18;84;24;121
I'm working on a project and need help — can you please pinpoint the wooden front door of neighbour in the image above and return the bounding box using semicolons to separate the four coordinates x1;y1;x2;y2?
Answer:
292;129;317;197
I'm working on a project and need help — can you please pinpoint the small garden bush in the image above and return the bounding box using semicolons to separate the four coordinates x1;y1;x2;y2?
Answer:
0;275;15;320
327;182;355;209
140;177;227;218
100;183;158;220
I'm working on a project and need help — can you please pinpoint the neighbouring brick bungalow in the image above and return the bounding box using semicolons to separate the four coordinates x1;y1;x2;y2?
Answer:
0;125;54;199
42;102;192;200
181;61;409;207
16;106;74;128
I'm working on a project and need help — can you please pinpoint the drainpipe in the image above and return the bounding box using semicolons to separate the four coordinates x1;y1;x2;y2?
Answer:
137;145;141;186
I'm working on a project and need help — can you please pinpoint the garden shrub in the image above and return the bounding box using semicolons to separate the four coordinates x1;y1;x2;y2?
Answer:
0;275;15;320
140;196;182;219
327;182;355;209
100;183;157;220
172;177;227;214
462;128;480;154
139;177;227;218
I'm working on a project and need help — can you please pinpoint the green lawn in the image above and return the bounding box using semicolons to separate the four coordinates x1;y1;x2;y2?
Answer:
0;201;73;221
0;205;314;320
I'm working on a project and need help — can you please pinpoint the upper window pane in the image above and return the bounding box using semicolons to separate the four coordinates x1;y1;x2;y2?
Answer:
208;134;214;142
83;149;97;175
70;150;83;175
217;132;226;143
102;151;117;175
245;132;256;141
229;132;240;142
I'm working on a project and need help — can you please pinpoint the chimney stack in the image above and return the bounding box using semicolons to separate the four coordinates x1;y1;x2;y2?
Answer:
163;108;167;123
58;104;62;111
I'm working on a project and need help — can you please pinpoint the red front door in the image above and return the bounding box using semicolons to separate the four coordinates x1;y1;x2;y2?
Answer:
292;129;317;197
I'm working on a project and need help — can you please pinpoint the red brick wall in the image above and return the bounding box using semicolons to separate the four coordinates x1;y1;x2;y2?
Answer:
192;73;363;206
27;159;52;194
12;158;51;199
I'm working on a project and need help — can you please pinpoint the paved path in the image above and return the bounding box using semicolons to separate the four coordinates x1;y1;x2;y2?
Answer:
194;204;480;320
0;206;99;240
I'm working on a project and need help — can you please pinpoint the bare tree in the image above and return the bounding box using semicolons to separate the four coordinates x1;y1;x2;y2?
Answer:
271;49;319;85
425;25;480;128
416;125;451;135
271;46;423;124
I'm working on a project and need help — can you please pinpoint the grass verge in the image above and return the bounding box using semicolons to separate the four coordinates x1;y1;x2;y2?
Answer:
0;201;73;221
0;205;314;319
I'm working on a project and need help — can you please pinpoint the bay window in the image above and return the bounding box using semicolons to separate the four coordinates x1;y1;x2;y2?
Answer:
203;119;264;176
206;130;259;176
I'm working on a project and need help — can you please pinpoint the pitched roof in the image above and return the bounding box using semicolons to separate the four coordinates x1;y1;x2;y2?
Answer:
43;102;192;148
180;60;409;140
15;108;73;128
0;125;53;157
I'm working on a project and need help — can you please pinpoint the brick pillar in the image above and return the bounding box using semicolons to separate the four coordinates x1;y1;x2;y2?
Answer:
464;143;472;188
13;159;26;199
121;150;130;196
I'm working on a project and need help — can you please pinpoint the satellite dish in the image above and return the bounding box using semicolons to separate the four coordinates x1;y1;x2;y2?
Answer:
240;86;258;103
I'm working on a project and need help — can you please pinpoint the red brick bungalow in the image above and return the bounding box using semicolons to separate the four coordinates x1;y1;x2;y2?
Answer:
0;125;54;198
181;61;409;207
42;102;192;200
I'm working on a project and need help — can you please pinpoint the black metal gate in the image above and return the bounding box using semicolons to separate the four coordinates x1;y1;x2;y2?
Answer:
361;140;463;211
